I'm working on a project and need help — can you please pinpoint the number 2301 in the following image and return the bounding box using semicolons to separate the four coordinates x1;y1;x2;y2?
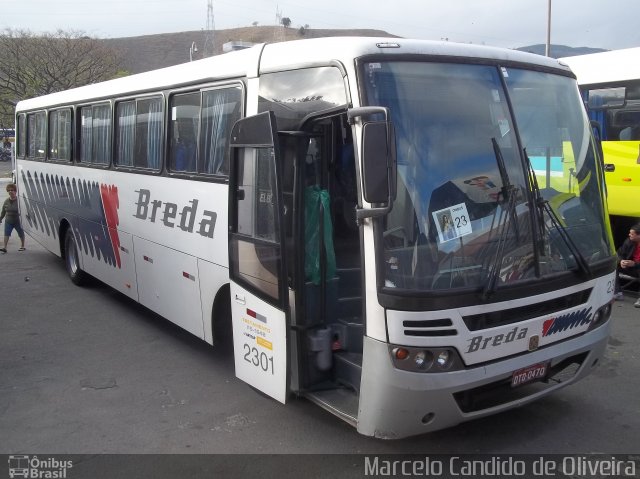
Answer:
243;343;274;375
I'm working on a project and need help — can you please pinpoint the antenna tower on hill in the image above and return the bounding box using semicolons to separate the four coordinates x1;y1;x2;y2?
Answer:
274;6;285;42
203;0;215;56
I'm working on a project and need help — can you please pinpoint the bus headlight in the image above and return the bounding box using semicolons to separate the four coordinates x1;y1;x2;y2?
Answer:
436;350;452;369
587;302;613;331
414;351;433;369
389;345;463;373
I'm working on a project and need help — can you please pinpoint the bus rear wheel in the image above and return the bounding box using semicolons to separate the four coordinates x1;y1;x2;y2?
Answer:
64;229;89;286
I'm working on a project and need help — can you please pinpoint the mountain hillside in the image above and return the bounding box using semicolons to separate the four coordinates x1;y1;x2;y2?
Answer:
105;26;399;74
517;44;606;58
102;27;607;75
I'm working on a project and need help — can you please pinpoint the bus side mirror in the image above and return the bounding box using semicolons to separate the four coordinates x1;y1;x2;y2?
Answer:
348;106;397;220
362;121;392;204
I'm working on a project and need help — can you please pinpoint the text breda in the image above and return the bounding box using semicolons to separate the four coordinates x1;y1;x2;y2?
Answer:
466;326;528;353
134;189;217;238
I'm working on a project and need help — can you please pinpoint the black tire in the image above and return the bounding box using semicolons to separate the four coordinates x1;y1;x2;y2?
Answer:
64;229;89;286
212;289;234;355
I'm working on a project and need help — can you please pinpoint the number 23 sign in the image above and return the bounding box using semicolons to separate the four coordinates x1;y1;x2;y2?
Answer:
433;203;473;243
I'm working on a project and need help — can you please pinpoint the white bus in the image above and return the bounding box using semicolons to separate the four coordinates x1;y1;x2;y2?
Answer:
15;37;615;439
561;48;640;242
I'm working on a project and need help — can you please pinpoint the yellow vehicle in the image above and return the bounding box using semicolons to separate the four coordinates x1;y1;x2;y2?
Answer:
561;48;640;243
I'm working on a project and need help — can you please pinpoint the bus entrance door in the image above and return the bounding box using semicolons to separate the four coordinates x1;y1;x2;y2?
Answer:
228;112;290;403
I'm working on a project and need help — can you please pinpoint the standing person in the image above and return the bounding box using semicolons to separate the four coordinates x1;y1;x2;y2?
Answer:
0;183;25;253
614;223;640;307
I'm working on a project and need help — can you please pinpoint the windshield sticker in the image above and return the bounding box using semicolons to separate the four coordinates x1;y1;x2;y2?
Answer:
501;66;509;77
492;89;501;102
455;175;502;203
432;203;472;243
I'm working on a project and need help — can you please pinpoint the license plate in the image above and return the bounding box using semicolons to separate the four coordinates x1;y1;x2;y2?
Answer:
511;362;549;387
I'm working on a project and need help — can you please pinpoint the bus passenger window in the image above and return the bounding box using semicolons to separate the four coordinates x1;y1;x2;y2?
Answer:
116;101;135;167
134;97;162;169
80;104;111;165
200;86;242;176
169;92;200;172
27;112;46;159
49;109;72;161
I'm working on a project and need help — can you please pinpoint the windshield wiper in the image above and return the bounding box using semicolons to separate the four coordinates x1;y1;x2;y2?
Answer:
482;138;519;300
524;149;591;277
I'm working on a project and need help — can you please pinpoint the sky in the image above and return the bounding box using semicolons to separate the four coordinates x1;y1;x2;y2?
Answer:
2;0;639;51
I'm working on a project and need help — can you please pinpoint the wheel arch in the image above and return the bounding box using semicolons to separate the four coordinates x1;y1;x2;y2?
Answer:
211;283;232;349
58;219;72;258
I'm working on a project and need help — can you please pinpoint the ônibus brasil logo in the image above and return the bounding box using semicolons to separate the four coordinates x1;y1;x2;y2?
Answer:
8;455;73;478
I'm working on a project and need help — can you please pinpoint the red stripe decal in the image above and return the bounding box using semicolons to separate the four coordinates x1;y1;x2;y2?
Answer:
100;183;122;268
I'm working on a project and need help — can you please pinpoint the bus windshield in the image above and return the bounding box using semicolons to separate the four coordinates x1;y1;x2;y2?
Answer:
362;61;612;293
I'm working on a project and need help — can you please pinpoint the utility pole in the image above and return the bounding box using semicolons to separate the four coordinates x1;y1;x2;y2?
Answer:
545;0;551;57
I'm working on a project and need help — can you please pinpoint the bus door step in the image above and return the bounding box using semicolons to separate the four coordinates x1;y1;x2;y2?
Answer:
333;351;362;393
304;387;359;427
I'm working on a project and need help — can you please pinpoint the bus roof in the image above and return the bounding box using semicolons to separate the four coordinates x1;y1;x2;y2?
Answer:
257;36;566;72
560;47;640;86
17;37;570;112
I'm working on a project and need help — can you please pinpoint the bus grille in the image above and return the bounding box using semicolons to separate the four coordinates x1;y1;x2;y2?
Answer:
403;318;458;337
462;289;592;331
453;352;588;413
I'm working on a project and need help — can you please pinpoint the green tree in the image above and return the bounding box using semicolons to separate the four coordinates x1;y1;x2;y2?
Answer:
0;29;123;127
281;17;291;28
298;24;310;36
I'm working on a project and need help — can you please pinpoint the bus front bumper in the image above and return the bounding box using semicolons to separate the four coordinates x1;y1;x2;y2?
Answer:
355;321;610;439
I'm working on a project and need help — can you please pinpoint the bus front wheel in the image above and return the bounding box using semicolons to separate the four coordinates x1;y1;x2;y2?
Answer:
64;229;89;286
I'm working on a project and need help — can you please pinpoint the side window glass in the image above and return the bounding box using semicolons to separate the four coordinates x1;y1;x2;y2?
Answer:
258;67;347;130
80;107;92;163
17;114;26;158
200;86;242;176
92;105;112;165
48;111;58;159
116;101;135;167
27;112;46;159
169;92;200;172
232;146;281;302
236;148;278;242
116;97;163;170
135;97;163;169
49;109;72;161
80;104;111;165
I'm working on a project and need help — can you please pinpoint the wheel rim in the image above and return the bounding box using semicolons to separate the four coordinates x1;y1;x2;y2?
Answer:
67;236;78;275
